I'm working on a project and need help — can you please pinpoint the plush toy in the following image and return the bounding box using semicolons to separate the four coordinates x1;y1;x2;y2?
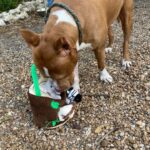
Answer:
28;64;82;128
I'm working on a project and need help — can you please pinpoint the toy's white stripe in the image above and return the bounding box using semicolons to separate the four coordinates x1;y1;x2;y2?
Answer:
52;10;76;27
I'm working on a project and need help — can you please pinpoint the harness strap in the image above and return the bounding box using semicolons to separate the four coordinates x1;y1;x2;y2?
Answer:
45;2;83;45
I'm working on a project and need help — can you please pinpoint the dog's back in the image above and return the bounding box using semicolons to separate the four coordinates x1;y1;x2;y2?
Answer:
54;0;124;25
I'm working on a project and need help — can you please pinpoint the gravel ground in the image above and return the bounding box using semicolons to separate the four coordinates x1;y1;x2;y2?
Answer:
0;0;150;149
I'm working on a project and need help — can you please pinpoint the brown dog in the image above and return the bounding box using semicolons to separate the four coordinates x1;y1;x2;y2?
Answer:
21;0;133;91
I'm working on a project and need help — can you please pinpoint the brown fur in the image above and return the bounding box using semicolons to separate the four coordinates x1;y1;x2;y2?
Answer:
20;0;133;90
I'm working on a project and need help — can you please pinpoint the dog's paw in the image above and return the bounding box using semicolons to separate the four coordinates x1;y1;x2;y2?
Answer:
105;47;113;53
122;59;132;69
100;69;113;83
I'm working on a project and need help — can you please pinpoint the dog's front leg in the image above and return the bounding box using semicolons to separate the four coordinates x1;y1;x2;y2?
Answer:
94;44;113;83
72;63;80;91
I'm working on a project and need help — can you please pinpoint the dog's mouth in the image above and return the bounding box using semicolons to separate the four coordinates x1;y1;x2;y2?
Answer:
55;88;70;93
55;88;62;93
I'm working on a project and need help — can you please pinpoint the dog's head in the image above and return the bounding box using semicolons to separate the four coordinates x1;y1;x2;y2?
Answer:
20;28;78;91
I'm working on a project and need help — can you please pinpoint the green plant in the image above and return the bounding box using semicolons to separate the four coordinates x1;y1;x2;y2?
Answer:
0;0;22;12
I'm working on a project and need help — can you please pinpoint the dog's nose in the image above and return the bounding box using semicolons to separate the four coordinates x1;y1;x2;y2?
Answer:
59;83;71;91
59;86;68;92
57;80;72;91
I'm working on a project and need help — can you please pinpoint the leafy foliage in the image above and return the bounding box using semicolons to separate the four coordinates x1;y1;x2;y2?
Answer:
0;0;22;12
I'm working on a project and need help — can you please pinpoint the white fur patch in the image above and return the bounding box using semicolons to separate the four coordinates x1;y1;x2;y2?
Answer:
52;10;76;27
105;47;112;53
72;63;80;91
122;59;132;69
100;68;113;83
43;67;50;77
58;105;73;121
76;42;93;51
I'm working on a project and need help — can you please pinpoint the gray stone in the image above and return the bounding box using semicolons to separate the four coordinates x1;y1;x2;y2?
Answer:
0;19;6;26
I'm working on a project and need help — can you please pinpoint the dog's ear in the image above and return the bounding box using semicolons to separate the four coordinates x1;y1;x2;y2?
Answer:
20;29;40;47
55;37;71;56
